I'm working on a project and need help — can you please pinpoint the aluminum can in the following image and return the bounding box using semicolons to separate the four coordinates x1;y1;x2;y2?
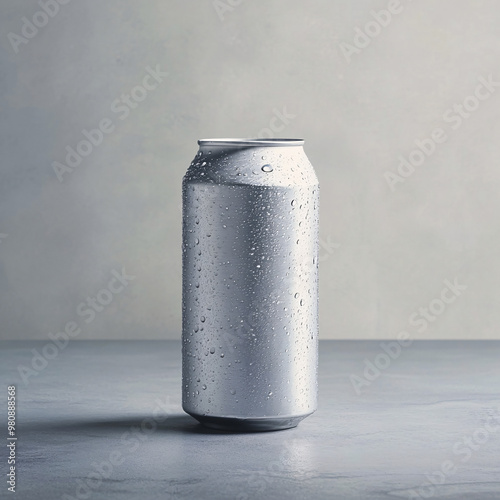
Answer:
182;138;319;431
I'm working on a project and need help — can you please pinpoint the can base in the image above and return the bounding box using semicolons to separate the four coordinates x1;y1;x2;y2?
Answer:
186;412;310;432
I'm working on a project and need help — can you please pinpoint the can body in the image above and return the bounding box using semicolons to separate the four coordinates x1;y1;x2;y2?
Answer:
182;138;319;431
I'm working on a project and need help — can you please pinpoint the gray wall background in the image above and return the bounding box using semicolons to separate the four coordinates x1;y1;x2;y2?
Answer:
0;0;499;341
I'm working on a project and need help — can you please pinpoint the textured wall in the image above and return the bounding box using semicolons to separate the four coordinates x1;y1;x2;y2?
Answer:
0;0;499;340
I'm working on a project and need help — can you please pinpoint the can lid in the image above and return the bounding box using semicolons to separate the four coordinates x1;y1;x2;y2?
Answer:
198;138;304;147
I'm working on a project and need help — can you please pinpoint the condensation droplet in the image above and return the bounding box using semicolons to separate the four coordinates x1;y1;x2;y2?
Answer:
261;164;273;173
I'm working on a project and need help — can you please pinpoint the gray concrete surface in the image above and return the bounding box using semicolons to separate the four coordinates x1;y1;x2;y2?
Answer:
1;340;499;499
2;1;500;340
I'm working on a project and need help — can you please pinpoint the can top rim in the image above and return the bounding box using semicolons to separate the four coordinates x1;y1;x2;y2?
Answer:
198;138;304;147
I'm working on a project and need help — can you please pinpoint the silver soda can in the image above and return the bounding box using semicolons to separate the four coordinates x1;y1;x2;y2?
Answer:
182;138;319;431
